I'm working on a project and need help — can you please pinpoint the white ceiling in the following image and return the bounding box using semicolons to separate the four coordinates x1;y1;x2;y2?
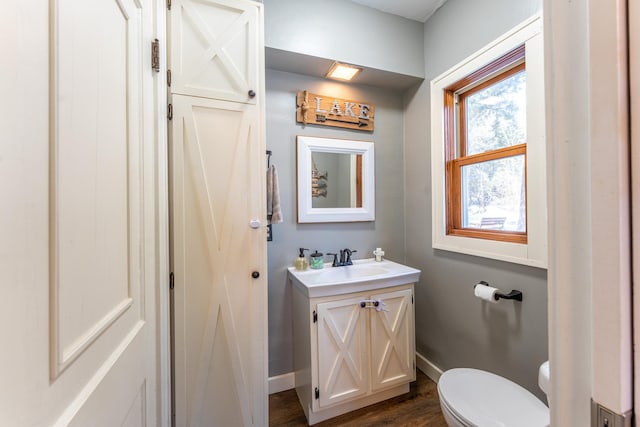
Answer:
348;0;448;22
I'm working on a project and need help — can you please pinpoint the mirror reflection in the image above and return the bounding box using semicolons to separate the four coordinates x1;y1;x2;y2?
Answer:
311;152;362;209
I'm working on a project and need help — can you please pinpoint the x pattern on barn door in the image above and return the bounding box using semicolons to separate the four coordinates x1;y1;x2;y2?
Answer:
170;0;258;103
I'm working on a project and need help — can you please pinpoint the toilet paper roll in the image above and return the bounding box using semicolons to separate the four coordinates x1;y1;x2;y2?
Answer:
474;284;499;303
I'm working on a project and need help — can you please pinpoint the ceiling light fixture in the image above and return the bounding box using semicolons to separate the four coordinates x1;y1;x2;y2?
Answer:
326;62;362;81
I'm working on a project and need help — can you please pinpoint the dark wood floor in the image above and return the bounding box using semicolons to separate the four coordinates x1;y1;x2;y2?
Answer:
269;370;448;427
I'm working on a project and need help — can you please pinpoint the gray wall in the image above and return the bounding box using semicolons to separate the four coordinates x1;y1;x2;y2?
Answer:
404;0;548;399
266;69;406;376
264;0;424;78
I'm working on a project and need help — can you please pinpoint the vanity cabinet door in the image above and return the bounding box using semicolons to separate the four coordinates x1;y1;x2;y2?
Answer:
369;288;415;391
316;297;368;408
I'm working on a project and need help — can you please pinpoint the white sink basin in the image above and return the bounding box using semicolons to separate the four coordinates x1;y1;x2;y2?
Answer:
288;258;421;298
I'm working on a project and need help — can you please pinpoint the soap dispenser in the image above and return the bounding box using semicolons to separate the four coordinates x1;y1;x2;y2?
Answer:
295;248;310;271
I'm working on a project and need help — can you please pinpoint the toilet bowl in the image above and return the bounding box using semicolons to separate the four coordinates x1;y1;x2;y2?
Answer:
437;362;550;427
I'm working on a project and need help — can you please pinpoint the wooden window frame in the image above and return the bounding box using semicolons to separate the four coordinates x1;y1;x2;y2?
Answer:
444;45;527;244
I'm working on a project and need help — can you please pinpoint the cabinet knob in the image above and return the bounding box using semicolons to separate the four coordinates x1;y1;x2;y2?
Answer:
249;219;261;229
248;89;256;98
360;302;366;308
251;271;260;279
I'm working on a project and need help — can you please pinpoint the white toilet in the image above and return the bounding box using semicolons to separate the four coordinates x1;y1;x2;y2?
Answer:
437;362;550;427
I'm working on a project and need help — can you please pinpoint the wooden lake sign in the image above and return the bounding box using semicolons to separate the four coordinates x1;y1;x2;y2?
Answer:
296;90;375;132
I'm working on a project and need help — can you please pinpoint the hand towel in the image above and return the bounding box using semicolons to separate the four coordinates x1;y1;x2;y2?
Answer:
267;164;283;224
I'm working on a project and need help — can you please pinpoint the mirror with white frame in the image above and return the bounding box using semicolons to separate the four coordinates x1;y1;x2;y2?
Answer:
297;135;375;223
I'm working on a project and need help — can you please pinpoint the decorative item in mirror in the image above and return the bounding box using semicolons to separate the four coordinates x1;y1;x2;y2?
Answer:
297;136;375;223
296;91;375;132
311;161;328;198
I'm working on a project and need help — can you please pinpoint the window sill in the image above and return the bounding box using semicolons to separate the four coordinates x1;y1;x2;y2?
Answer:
433;234;546;269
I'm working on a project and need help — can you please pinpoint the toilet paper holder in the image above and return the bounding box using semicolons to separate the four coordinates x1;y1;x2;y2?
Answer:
475;281;523;302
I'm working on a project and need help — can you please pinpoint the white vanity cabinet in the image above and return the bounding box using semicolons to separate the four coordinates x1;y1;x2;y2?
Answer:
289;259;420;425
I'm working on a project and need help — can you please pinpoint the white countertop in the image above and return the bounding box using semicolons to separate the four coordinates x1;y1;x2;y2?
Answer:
288;258;421;298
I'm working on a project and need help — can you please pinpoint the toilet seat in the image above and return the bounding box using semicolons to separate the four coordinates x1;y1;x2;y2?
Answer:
438;368;549;427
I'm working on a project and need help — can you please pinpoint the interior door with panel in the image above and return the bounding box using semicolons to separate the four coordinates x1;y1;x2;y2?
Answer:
170;93;267;426
1;0;161;425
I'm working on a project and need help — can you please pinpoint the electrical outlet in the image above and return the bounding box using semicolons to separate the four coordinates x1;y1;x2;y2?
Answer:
597;406;614;427
591;399;632;427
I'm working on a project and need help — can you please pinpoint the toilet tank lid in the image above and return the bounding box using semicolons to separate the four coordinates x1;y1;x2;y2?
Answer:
438;368;549;427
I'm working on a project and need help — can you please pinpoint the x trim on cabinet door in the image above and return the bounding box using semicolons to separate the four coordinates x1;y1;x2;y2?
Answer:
317;298;367;407
370;289;414;391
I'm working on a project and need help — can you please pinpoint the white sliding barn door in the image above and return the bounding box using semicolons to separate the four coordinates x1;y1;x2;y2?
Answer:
1;0;162;426
170;94;266;426
169;2;267;425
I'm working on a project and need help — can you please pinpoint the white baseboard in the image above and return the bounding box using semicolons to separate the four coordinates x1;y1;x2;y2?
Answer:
268;372;295;395
416;351;443;383
269;352;443;395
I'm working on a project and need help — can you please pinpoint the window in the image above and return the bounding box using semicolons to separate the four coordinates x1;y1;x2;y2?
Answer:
445;46;527;244
430;16;546;268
